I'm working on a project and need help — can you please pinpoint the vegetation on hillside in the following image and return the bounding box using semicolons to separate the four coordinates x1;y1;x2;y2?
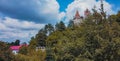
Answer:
45;11;120;61
0;9;120;61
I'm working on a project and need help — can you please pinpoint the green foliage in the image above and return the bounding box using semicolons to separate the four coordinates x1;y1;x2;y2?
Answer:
0;41;16;61
46;11;120;61
29;37;37;49
10;39;20;46
68;20;74;29
1;9;120;61
116;11;120;24
55;21;66;31
15;50;46;61
19;46;28;55
45;23;54;35
36;29;47;46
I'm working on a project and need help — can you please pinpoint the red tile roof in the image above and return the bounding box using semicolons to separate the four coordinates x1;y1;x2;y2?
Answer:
10;44;28;50
10;46;21;50
74;10;81;19
84;9;90;16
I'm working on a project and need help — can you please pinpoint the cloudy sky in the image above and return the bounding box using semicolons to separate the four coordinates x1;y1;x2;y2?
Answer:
0;0;120;43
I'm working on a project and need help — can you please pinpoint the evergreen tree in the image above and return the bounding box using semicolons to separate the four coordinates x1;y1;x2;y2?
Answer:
116;11;120;24
19;46;28;55
14;39;20;46
68;20;74;29
46;11;120;61
0;41;16;61
36;29;47;47
55;21;66;31
44;23;54;35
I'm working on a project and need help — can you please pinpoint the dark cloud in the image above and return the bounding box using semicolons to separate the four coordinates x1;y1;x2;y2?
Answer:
0;0;59;24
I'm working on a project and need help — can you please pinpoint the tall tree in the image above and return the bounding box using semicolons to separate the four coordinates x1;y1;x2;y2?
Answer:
0;41;15;61
36;29;47;47
68;20;74;29
14;39;20;46
116;11;120;24
55;21;66;31
44;23;54;35
46;11;120;61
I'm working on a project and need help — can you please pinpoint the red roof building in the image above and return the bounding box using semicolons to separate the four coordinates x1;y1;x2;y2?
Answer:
73;10;83;25
10;46;21;50
72;9;91;25
84;9;90;17
10;44;27;54
74;10;81;19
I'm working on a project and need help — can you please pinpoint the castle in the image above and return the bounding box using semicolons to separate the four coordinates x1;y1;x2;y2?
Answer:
73;9;90;25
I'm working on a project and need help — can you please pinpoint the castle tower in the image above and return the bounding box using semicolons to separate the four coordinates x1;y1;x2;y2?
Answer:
73;10;83;25
100;0;106;19
74;10;81;19
84;9;90;17
100;0;104;13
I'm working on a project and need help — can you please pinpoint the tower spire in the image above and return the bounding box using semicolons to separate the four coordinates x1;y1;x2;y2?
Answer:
73;10;82;25
100;0;104;13
84;8;90;17
74;10;81;19
100;0;106;20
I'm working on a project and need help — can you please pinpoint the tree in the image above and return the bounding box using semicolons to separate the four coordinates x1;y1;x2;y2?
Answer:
44;23;54;35
0;41;16;61
14;39;20;46
46;11;120;61
36;29;47;47
9;39;20;46
116;11;120;24
55;21;66;31
19;46;28;55
68;20;74;29
29;37;37;49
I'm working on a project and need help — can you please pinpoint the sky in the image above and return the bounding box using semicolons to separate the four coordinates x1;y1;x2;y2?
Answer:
0;0;120;43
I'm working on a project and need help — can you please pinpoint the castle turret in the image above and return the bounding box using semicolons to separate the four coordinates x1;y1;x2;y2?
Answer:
84;9;90;17
74;10;81;19
73;10;83;25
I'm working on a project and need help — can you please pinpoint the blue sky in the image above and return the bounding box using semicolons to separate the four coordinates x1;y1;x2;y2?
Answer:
57;0;73;12
0;0;120;43
107;0;120;12
57;0;120;13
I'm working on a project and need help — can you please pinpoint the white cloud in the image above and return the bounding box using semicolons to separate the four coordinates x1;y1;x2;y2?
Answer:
0;17;45;42
0;0;63;23
38;0;60;21
64;0;115;23
0;0;64;42
0;0;115;42
95;1;114;14
1;17;44;29
58;12;66;21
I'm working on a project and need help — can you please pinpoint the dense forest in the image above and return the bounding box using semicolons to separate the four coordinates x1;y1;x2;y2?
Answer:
0;9;120;61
